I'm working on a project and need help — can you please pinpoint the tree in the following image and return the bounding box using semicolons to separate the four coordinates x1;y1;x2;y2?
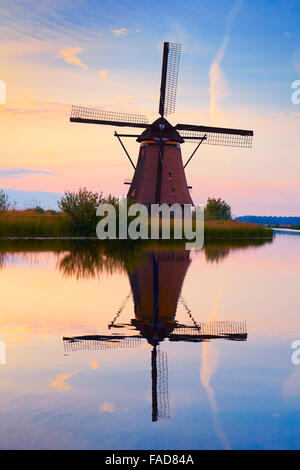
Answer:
58;187;107;235
0;189;11;211
205;197;232;220
33;205;45;214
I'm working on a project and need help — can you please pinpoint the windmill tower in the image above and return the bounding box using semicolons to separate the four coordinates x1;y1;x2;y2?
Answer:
70;42;253;207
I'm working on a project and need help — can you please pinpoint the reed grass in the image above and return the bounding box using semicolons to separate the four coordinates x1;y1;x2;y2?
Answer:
204;220;272;239
0;211;273;239
0;212;71;237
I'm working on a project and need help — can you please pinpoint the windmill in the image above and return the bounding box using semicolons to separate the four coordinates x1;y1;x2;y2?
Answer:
70;42;253;207
63;250;247;422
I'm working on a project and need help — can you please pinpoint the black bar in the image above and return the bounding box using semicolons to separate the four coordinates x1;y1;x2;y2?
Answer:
153;254;159;328
116;134;140;138
70;117;148;129
114;132;136;170
181;136;211;140
155;141;165;203
159;42;169;117
151;346;158;422
183;136;206;169
176;123;253;136
63;334;141;341
3;450;297;462
168;334;247;342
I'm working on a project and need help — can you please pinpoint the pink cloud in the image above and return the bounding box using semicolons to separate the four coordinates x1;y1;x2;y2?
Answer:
59;47;87;69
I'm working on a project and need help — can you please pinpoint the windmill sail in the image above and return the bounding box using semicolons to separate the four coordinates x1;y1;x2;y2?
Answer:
152;347;170;422
169;321;247;341
159;42;181;117
70;105;149;128
63;335;143;351
63;321;247;350
176;123;253;148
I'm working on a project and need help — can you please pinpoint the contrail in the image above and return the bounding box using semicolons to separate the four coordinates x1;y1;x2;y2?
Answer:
200;281;231;450
209;0;243;121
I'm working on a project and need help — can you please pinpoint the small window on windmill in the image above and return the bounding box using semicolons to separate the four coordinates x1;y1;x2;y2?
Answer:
141;147;146;156
131;189;136;197
168;172;172;181
172;187;176;196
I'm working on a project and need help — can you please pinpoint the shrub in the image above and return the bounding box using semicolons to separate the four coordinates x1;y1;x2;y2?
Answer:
205;197;232;220
0;189;12;211
58;187;106;236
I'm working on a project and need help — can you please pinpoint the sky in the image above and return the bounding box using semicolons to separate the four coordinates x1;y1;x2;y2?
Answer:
0;0;300;215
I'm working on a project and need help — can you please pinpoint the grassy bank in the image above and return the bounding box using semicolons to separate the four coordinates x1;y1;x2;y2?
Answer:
0;211;273;239
0;212;71;237
204;220;272;238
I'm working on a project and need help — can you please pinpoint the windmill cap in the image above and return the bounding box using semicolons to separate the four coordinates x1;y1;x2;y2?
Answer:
137;117;184;143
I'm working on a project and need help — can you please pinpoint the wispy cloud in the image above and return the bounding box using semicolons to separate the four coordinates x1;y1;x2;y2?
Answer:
0;167;55;179
1;99;69;117
97;69;108;79
59;47;87;69
111;28;128;36
209;0;243;121
209;37;229;120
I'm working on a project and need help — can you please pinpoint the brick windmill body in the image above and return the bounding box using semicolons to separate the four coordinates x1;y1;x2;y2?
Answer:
70;42;253;206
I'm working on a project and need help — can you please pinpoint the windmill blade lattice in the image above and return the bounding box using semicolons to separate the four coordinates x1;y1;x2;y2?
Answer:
159;42;181;117
70;105;149;128
176;123;253;148
156;348;170;421
63;335;143;351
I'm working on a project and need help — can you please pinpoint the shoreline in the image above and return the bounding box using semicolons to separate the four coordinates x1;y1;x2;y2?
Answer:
0;213;274;240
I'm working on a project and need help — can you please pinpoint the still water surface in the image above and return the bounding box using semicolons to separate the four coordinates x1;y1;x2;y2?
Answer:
0;233;300;450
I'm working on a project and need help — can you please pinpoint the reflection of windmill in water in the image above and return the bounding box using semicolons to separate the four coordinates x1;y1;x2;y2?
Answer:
64;251;247;422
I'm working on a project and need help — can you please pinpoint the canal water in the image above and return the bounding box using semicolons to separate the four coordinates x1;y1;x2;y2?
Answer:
0;232;299;449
